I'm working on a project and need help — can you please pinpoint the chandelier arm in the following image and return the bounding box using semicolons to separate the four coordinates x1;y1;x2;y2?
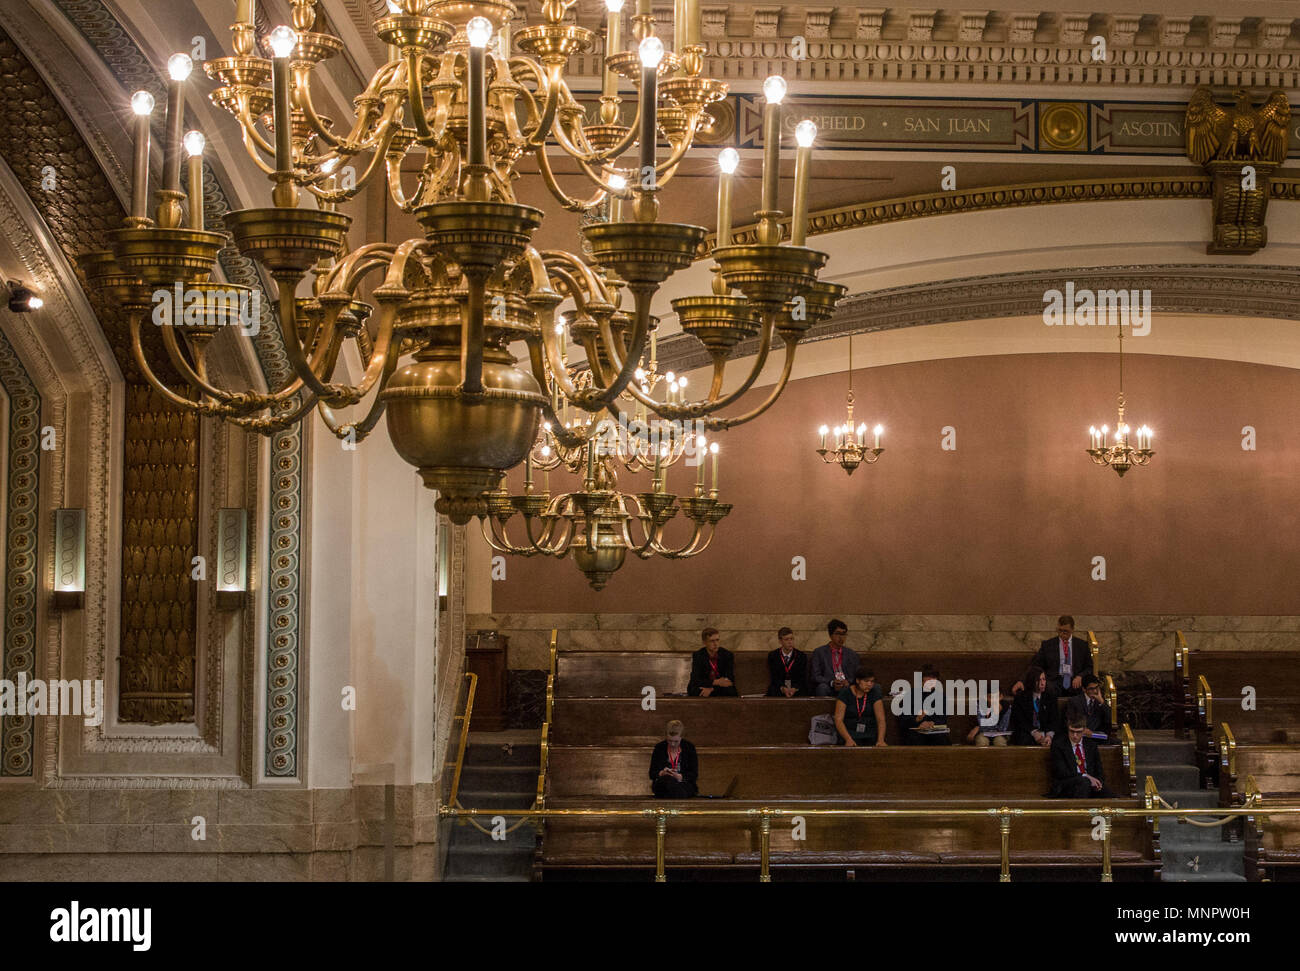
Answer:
225;388;323;432
532;144;608;213
233;113;279;175
580;286;653;408
480;516;542;556
291;64;351;152
651;519;709;558
534;298;588;413
128;310;234;417
383;152;428;212
517;63;564;151
274;280;351;401
157;324;260;408
520;336;588;451
702;336;800;431
405;50;441;144
303;138;392;202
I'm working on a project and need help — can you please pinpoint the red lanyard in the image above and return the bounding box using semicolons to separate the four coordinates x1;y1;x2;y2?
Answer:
855;690;869;718
779;651;795;674
668;747;680;771
832;646;842;669
708;655;719;679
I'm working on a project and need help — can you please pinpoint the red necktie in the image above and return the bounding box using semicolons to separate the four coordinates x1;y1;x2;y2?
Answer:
1075;744;1086;773
1062;638;1070;665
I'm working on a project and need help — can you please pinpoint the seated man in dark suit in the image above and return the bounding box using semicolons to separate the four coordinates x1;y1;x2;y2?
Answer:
1066;674;1112;741
1049;714;1114;798
687;627;738;697
897;665;951;745
766;626;809;697
649;719;698;798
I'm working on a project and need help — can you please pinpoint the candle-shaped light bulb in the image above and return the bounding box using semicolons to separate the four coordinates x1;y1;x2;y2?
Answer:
635;367;645;381
696;437;707;488
183;130;206;230
759;76;786;241
269;26;298;205
167;53;194;82
466;18;492;169
873;424;883;449
791;120;816;246
158;54;193;226
268;26;298;58
602;0;625;99
637;36;664;190
857;423;867;439
129;91;154;222
710;441;719;493
608;173;627;193
819;425;828;449
716;147;739;248
466;15;493;47
678;376;687;390
605;0;625;10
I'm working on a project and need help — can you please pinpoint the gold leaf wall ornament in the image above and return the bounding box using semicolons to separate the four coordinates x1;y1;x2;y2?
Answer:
1185;86;1292;255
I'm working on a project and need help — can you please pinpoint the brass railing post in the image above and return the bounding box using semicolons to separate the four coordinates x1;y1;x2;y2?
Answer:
759;809;772;883
447;671;477;808
654;809;668;883
1100;809;1114;883
999;808;1012;882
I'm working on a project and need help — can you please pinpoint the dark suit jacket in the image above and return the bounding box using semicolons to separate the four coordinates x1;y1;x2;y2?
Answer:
809;643;860;694
1067;695;1112;737
1010;689;1059;745
649;739;699;787
1049;732;1105;796
765;648;809;696
1034;636;1093;694
688;647;736;696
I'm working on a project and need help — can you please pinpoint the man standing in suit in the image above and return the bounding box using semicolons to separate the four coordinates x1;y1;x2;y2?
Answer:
810;619;860;697
687;627;738;697
766;627;809;697
1014;615;1093;696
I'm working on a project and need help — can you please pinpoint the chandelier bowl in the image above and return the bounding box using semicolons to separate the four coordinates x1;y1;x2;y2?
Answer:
224;207;351;276
712;244;827;313
582;221;707;286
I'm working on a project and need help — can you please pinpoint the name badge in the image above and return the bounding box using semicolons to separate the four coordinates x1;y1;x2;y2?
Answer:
855;722;866;734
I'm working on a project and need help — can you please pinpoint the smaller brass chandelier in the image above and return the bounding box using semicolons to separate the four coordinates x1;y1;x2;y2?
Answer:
1087;326;1154;477
816;333;883;475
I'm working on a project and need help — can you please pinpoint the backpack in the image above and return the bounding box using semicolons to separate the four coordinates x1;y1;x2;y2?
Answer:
808;713;837;745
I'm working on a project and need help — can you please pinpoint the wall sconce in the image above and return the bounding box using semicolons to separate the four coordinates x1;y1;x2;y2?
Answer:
437;520;450;611
214;508;249;609
52;509;86;609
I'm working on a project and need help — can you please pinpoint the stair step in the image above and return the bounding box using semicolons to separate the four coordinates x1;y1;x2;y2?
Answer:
458;764;539;792
1162;871;1247;883
1142;765;1201;789
451;790;537;811
1150;786;1216;806
1158;819;1241;847
448;819;539;850
464;742;542;767
445;845;536;877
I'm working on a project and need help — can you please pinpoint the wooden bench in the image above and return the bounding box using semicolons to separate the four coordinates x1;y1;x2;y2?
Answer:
538;743;1151;880
553;697;1032;747
556;650;1038;699
1174;642;1300;783
1218;728;1300;807
545;744;1136;800
537;798;1157;880
1244;792;1300;882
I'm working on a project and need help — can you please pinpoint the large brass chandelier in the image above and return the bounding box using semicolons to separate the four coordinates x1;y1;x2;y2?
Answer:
76;0;841;582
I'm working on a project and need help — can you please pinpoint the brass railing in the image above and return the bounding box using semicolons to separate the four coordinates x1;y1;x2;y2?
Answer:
446;671;478;808
531;630;559;835
1174;630;1190;738
1087;630;1120;732
1219;721;1237;782
438;786;1300;884
1196;674;1214;730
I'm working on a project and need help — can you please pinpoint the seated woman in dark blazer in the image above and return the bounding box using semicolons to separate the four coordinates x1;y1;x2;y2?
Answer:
649;720;698;798
1009;665;1058;747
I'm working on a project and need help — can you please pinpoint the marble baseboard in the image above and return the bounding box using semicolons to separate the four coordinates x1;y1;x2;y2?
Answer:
471;614;1300;672
0;781;448;882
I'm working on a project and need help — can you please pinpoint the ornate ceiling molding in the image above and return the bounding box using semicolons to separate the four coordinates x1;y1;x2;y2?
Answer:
553;6;1300;89
655;263;1300;374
